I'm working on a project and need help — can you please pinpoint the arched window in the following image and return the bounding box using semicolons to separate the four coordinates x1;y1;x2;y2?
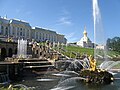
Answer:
20;28;22;36
23;29;25;36
43;33;44;40
39;33;41;39
5;27;8;35
17;27;19;36
1;48;7;60
8;48;13;57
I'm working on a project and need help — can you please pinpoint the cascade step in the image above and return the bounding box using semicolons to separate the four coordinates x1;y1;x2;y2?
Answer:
22;61;51;64
19;59;48;62
23;65;54;69
24;62;52;66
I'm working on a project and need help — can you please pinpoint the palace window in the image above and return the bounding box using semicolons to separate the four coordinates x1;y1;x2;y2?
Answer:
5;27;8;36
39;33;41;39
36;32;38;39
27;29;29;37
54;36;56;42
32;31;34;38
20;28;22;36
49;35;50;40
43;33;44;40
1;26;4;34
20;32;22;36
17;27;19;36
12;27;14;35
46;34;47;40
23;29;25;36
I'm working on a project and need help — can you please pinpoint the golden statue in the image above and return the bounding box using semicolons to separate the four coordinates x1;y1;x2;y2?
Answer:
89;55;96;71
7;37;13;42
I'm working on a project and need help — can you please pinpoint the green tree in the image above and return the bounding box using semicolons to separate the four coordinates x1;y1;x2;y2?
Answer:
106;37;120;53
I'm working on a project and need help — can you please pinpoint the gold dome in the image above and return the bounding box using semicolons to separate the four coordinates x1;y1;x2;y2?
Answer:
83;26;87;37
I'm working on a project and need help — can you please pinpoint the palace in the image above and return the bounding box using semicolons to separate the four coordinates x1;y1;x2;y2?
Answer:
77;26;93;48
0;16;67;44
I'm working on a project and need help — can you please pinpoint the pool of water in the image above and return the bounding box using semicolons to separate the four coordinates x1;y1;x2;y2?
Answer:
12;70;120;90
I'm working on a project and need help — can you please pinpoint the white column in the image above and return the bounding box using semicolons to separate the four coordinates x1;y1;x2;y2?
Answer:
3;26;5;35
24;29;27;39
9;24;13;36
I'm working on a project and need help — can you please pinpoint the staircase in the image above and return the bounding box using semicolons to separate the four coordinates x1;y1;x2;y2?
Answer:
18;58;54;73
18;45;69;76
47;47;70;60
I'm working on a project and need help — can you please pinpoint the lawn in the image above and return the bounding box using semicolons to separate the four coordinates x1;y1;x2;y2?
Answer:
58;45;94;58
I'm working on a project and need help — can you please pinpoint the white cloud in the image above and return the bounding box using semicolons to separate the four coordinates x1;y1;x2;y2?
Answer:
56;9;73;26
57;17;72;25
65;32;78;42
66;32;75;39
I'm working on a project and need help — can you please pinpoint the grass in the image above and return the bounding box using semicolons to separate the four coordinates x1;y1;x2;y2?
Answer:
55;45;119;59
65;46;94;55
55;45;94;58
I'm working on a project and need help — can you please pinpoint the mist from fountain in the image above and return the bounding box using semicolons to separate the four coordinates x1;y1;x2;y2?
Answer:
93;0;107;60
100;61;120;70
60;58;119;74
13;84;28;89
37;79;56;82
17;39;27;58
52;73;71;77
50;86;75;90
55;58;91;72
99;61;114;69
92;0;120;76
51;77;86;90
106;61;120;70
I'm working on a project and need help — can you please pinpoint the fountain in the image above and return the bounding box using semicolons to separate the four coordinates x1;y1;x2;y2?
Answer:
1;0;120;90
77;0;114;84
93;0;105;59
54;55;114;84
17;39;27;58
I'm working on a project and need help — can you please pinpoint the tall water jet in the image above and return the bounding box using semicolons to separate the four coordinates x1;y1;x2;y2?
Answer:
92;0;106;60
17;39;27;58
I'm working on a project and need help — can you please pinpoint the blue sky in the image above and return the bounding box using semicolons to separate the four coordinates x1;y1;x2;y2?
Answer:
0;0;120;43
